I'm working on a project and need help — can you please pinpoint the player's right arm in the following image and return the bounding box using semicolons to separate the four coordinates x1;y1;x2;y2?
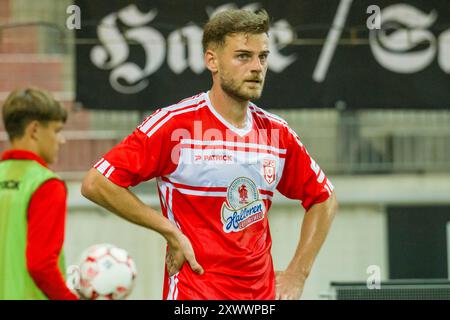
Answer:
81;115;203;276
81;169;203;276
82;168;174;235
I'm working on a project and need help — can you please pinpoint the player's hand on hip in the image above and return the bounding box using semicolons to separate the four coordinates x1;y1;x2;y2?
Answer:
275;270;306;300
166;232;204;276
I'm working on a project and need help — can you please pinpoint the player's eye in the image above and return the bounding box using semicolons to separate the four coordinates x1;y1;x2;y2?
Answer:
237;53;250;60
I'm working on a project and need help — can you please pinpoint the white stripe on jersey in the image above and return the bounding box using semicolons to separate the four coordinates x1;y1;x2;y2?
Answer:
144;104;208;138
161;178;182;300
317;170;325;183
158;182;175;223
96;159;110;174
166;273;179;300
326;179;334;191
172;188;227;197
162;182;273;200
139;109;166;133
158;180;183;230
139;95;204;133
167;185;175;223
249;104;288;126
174;275;179;300
105;166;115;178
181;139;287;154
94;158;104;168
287;127;304;148
249;105;304;148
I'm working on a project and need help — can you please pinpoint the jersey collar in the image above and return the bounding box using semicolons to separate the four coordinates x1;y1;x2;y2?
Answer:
204;91;253;137
1;150;48;168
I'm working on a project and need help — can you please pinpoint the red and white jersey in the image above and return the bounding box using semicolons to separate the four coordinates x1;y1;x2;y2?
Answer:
94;92;333;300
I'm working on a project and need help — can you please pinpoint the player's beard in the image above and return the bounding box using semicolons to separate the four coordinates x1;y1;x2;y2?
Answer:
220;73;265;101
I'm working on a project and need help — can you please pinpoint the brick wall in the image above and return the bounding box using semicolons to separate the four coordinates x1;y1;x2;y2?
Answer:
0;0;11;23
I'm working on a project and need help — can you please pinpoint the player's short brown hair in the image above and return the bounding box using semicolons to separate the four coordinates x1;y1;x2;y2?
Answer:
202;9;270;52
1;87;67;141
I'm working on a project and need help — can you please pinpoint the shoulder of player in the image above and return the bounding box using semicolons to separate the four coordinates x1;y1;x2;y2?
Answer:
248;103;289;129
161;92;207;113
137;93;207;136
249;103;305;148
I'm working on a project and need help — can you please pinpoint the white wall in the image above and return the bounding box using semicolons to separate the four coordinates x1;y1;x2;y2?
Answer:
270;204;388;299
65;203;388;300
65;208;166;300
64;174;450;299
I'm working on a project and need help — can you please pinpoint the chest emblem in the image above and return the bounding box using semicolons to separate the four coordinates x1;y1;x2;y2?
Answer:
263;159;276;185
221;177;266;233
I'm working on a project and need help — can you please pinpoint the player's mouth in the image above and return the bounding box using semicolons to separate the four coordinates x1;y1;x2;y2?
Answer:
245;79;262;85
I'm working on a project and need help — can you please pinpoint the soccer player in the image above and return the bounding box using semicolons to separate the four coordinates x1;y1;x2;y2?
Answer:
0;88;78;299
81;9;337;300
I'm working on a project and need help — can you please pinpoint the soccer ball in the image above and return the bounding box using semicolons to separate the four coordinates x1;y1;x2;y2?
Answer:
72;243;137;300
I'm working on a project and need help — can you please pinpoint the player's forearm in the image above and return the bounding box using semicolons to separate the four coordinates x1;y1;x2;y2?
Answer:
27;259;78;300
286;192;337;279
81;169;178;240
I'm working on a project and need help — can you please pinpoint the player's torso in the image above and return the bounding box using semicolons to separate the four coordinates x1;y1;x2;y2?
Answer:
157;93;288;278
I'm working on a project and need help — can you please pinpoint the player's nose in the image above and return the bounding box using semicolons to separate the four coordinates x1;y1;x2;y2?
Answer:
250;55;264;72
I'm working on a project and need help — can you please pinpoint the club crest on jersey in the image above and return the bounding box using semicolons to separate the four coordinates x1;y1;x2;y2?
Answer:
263;159;276;184
221;177;266;233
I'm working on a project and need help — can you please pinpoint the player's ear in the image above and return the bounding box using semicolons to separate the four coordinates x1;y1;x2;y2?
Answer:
205;49;219;73
26;120;41;141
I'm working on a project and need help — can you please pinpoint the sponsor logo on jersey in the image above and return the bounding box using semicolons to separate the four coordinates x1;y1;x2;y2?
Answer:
221;177;265;233
0;180;20;190
194;154;233;162
263;158;276;184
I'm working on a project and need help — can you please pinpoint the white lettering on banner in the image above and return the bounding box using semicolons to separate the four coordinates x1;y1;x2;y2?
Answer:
90;3;297;94
370;4;437;73
370;4;449;74
91;5;165;94
438;29;450;73
167;25;204;74
313;0;353;83
313;2;449;82
268;20;297;72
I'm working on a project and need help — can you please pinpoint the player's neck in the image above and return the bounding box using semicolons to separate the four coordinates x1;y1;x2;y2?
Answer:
11;139;39;156
208;87;248;129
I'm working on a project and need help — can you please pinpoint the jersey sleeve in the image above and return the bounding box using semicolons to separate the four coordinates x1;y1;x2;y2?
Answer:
27;179;78;300
276;126;334;211
93;111;179;187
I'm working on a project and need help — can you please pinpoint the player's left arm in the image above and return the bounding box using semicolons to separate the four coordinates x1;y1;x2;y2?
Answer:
275;192;337;300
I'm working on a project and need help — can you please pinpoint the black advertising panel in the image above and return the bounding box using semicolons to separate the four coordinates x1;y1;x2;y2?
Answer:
75;0;450;110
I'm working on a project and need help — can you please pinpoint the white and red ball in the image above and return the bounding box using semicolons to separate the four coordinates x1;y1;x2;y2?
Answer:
73;244;137;300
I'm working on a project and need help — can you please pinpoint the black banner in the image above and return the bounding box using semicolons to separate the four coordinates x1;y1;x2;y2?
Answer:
75;0;450;110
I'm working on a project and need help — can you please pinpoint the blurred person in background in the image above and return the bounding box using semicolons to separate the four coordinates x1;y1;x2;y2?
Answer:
0;88;77;300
